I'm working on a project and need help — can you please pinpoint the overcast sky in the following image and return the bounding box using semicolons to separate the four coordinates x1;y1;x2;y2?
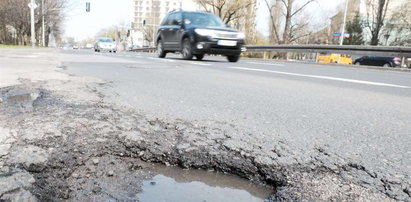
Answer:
63;0;345;40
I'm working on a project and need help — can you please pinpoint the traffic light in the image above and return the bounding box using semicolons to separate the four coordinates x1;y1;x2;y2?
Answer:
143;19;146;27
86;2;90;12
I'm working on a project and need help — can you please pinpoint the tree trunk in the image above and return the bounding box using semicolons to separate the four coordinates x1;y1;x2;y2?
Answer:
370;0;388;45
282;0;292;44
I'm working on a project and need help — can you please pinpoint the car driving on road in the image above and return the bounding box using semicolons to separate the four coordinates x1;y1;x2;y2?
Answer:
94;38;117;53
156;10;246;62
354;56;402;67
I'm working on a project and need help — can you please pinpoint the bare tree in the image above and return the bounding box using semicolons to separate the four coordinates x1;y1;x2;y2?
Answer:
382;2;411;46
194;0;255;25
0;0;66;46
230;0;258;44
264;0;315;44
363;0;390;45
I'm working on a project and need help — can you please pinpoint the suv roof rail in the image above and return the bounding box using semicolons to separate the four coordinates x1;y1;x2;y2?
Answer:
169;8;183;13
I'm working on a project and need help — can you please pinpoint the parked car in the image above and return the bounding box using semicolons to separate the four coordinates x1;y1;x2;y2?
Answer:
72;45;79;50
317;53;352;65
353;56;402;67
156;10;246;62
94;38;117;53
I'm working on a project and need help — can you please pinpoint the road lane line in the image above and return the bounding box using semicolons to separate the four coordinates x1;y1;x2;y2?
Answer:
227;66;411;89
189;62;211;66
247;61;285;66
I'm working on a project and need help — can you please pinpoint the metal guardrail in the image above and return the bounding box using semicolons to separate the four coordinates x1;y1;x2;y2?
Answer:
130;45;411;57
244;45;411;57
130;47;156;52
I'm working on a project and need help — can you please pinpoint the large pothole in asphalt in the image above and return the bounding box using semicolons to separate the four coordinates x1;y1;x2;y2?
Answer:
30;151;273;201
0;89;41;108
0;86;275;201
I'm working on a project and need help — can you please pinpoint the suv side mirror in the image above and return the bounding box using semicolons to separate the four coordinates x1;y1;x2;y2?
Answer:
172;20;180;25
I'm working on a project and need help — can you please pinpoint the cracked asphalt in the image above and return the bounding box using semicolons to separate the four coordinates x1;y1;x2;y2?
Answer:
0;48;410;201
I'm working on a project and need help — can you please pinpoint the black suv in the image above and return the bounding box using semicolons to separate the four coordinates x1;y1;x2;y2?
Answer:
156;10;246;62
354;56;402;67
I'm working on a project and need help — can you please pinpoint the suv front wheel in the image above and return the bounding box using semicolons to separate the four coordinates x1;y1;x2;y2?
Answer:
157;40;166;58
227;55;240;62
181;38;193;60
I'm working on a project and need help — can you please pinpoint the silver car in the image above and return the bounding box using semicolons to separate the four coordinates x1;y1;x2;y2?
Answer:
94;38;117;53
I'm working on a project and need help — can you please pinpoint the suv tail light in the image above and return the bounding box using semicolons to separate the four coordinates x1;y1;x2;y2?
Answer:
394;57;402;62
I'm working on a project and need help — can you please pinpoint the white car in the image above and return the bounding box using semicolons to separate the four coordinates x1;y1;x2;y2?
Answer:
94;38;117;53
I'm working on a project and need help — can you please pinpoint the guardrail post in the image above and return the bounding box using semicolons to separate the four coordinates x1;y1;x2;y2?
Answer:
401;56;406;68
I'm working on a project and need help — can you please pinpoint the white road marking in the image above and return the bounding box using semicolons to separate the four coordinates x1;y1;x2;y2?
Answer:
189;62;211;66
227;66;411;89
148;57;163;61
247;61;285;66
124;55;132;57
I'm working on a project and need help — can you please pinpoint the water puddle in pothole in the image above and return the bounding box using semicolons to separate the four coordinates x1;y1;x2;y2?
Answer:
0;89;40;108
138;165;273;202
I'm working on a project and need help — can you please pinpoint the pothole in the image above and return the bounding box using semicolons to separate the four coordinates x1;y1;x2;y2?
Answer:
30;152;274;201
0;89;41;108
0;85;276;201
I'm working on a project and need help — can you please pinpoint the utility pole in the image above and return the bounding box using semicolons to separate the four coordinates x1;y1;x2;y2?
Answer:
338;0;349;64
339;0;349;45
29;0;37;48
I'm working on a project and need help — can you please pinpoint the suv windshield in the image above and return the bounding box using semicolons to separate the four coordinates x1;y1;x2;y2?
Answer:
99;38;113;43
184;12;225;27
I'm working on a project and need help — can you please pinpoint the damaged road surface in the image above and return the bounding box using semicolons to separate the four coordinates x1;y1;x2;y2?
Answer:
0;48;410;201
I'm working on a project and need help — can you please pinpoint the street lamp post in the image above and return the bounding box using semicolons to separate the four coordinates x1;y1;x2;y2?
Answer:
338;0;349;63
339;0;349;46
29;0;37;48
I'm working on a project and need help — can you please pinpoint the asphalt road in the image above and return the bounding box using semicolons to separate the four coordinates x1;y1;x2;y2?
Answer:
63;49;411;199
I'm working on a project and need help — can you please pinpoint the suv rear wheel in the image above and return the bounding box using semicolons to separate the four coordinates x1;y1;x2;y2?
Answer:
227;55;240;62
157;40;166;58
195;54;204;61
181;38;193;60
383;63;391;67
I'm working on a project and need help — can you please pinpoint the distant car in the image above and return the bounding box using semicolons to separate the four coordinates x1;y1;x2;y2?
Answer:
85;43;94;49
94;38;117;53
354;56;402;67
72;45;79;50
156;10;246;62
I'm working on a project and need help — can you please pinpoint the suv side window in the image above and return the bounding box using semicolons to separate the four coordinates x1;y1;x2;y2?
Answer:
167;12;182;26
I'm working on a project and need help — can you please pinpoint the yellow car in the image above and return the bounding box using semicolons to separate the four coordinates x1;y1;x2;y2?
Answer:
317;53;353;65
